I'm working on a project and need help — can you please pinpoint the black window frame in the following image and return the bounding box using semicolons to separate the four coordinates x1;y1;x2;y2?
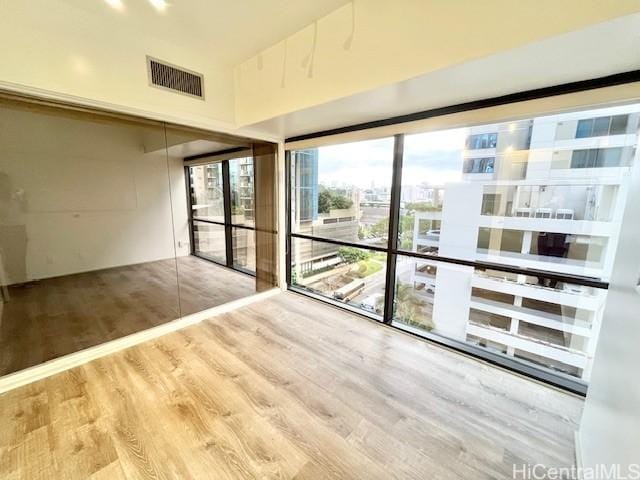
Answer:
185;153;257;277
282;70;640;396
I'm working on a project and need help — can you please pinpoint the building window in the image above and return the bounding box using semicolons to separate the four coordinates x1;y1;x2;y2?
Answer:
463;157;495;173
229;158;255;227
289;138;394;316
480;193;501;215
466;132;498;149
575;114;629;138
187;157;256;274
570;147;624;168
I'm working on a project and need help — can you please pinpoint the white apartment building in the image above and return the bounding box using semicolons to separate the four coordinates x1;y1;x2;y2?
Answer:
410;105;640;381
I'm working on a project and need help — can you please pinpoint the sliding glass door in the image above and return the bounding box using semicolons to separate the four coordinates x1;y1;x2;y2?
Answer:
187;157;256;274
287;100;640;394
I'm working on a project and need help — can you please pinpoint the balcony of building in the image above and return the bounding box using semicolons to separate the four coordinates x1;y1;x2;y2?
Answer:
479;183;621;232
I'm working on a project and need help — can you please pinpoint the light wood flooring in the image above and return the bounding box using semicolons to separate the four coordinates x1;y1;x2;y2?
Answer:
0;292;583;479
0;256;255;376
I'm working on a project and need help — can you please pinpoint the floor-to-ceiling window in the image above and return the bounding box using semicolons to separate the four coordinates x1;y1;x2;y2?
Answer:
289;138;394;317
187;156;257;275
287;99;640;393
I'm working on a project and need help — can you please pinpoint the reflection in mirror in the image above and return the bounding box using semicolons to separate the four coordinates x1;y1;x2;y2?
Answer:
165;126;277;315
0;99;180;376
0;97;278;378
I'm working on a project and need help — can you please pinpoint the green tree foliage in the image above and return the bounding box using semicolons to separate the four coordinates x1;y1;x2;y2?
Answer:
318;190;332;214
318;187;353;214
370;217;388;238
338;246;371;264
331;195;352;210
405;201;440;212
398;214;414;248
394;282;434;330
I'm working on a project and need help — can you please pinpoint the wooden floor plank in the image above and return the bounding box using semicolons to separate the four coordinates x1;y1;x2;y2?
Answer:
0;292;583;479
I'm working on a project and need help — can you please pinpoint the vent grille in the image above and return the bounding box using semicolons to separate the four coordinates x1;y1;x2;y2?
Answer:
147;57;204;99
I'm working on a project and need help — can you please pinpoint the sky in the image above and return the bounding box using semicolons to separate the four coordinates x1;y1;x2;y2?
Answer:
317;127;468;189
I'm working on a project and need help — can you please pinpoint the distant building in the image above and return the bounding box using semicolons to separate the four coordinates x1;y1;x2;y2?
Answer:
410;106;639;380
292;149;360;275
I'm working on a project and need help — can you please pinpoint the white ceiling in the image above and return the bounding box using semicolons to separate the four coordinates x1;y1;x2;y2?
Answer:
245;13;640;140
63;0;350;66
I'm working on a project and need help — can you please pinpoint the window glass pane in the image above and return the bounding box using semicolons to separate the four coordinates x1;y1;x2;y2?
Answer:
596;147;623;167
291;238;386;316
570;150;589;168
193;221;226;263
399;104;639;280
233;227;255;273
229;157;254;227
392;256;607;381
189;163;224;222
291;138;394;247
575;119;593;138
610;114;628;135
592;116;611;137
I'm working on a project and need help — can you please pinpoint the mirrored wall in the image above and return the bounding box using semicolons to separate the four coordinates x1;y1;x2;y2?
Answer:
0;95;278;377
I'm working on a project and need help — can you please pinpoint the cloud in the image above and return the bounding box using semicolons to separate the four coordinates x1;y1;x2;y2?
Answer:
316;129;467;188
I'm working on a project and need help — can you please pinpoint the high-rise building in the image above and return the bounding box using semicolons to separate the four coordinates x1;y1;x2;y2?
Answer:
410;105;639;380
232;157;255;222
291;149;361;275
293;149;319;223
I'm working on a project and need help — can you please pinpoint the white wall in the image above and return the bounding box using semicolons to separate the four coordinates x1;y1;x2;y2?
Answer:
235;0;640;126
0;1;235;131
578;150;640;470
0;105;188;284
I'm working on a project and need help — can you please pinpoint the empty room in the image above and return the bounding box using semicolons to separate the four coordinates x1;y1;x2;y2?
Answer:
0;1;639;479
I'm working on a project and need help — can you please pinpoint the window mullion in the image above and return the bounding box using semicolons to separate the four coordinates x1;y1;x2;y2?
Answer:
383;134;404;324
222;160;234;268
285;151;292;285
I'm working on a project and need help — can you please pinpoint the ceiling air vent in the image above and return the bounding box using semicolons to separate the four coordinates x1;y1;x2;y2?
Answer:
146;56;204;100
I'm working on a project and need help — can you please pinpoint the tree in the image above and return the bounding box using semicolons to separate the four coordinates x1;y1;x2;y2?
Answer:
394;281;433;330
338;246;370;264
331;195;352;210
405;201;441;212
399;214;415;249
370;217;389;238
318;190;332;214
318;187;353;214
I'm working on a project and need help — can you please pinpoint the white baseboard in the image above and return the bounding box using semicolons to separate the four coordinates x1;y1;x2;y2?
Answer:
0;289;281;395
